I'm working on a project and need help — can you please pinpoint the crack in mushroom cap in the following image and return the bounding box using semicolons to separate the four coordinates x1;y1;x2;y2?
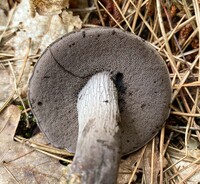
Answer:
28;27;171;155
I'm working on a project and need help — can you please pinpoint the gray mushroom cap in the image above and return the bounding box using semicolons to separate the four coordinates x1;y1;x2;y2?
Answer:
28;27;171;155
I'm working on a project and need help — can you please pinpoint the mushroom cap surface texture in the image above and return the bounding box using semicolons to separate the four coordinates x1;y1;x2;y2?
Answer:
28;27;171;155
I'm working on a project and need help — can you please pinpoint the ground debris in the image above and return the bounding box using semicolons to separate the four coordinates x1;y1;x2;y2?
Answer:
0;105;67;184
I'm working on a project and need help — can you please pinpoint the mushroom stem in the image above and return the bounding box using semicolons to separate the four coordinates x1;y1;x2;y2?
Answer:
66;72;121;184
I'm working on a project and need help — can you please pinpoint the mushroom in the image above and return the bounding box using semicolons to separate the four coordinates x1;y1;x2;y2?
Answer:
28;27;171;183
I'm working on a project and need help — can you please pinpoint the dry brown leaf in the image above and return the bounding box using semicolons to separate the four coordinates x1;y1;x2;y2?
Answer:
117;149;143;184
0;10;8;27
117;138;168;184
117;168;137;184
0;0;10;12
182;138;200;159
10;0;65;57
60;11;82;32
0;0;9;37
5;0;81;97
0;68;15;110
168;138;200;160
30;0;69;17
9;0;82;57
143;138;167;184
0;105;67;183
171;158;200;184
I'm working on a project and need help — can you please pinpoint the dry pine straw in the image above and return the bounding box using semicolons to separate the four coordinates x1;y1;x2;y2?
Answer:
0;0;200;183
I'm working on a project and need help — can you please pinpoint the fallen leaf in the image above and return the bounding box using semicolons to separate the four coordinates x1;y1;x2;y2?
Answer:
0;68;15;110
0;105;22;163
171;158;200;184
0;0;9;45
9;0;67;57
117;149;143;184
142;138;168;184
0;0;10;13
117;137;168;184
60;10;82;32
169;138;200;183
30;0;69;17
5;0;81;98
168;138;200;160
184;137;200;158
0;105;67;183
8;0;82;57
0;9;8;27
